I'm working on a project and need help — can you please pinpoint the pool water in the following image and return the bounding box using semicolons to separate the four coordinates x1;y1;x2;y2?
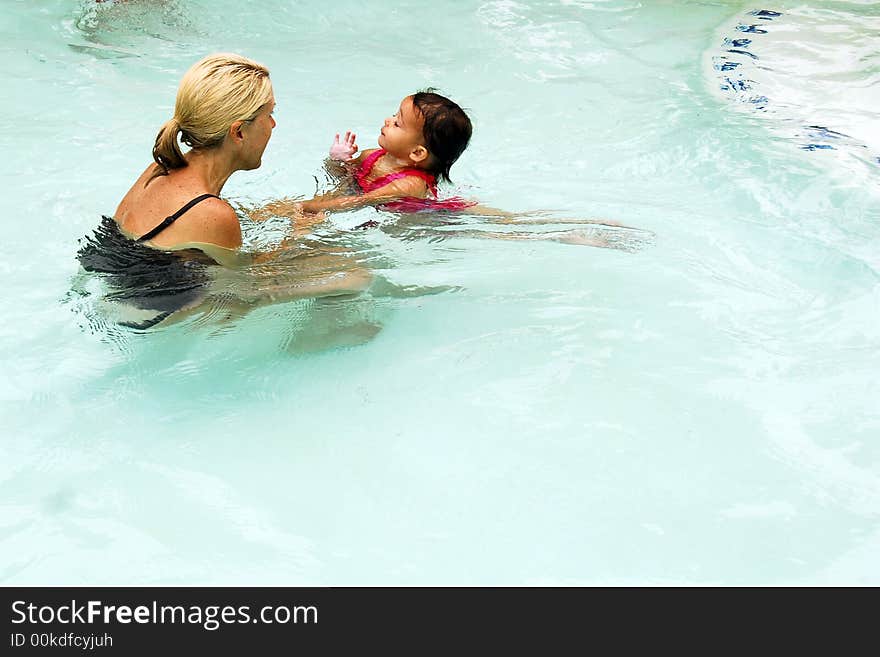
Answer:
1;0;878;585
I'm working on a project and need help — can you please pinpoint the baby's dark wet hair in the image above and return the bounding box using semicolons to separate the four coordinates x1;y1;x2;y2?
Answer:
411;90;472;184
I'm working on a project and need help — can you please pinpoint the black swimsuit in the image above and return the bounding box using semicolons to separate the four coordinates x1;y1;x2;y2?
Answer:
77;194;221;329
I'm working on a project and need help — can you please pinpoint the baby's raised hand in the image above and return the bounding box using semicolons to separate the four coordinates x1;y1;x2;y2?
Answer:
329;131;358;161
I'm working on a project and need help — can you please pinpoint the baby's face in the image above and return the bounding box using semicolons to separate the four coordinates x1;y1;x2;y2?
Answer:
378;96;425;159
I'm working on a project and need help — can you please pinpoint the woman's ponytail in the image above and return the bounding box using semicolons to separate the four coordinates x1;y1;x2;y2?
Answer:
149;117;187;181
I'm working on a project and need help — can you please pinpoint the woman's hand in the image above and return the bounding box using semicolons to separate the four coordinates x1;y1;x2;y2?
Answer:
329;131;358;161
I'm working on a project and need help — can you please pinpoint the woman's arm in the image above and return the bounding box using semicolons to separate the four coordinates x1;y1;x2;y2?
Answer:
247;145;382;222
299;175;427;214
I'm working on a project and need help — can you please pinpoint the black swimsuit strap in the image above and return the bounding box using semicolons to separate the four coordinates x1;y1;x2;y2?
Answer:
137;193;220;242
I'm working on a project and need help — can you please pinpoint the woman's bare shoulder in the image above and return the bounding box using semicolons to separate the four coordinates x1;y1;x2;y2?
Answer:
174;197;242;250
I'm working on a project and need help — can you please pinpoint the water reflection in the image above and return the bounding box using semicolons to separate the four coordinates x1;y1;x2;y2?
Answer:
70;0;191;57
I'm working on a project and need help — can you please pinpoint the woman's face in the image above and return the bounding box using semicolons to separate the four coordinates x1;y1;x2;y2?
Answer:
241;97;276;170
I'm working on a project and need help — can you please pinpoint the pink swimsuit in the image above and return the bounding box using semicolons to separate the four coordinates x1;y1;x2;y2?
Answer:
354;149;476;213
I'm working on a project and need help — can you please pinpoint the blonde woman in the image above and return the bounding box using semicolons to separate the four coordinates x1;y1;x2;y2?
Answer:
114;52;275;263
78;53;367;329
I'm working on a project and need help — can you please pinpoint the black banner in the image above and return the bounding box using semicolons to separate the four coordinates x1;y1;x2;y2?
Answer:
1;586;862;652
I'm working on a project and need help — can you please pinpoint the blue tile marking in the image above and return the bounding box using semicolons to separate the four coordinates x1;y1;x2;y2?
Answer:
726;48;759;59
749;9;782;19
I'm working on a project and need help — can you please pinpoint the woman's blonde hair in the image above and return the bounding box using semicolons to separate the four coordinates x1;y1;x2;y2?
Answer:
150;53;273;180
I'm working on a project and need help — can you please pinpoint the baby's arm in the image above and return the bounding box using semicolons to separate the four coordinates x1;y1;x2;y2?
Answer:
447;204;630;228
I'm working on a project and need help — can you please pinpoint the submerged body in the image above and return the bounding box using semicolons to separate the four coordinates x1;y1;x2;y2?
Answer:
76;215;215;329
77;193;228;328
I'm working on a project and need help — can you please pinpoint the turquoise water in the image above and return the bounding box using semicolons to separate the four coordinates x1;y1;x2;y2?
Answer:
1;0;878;585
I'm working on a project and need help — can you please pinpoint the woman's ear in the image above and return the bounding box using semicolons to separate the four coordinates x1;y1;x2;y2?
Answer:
229;120;245;144
410;145;429;164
